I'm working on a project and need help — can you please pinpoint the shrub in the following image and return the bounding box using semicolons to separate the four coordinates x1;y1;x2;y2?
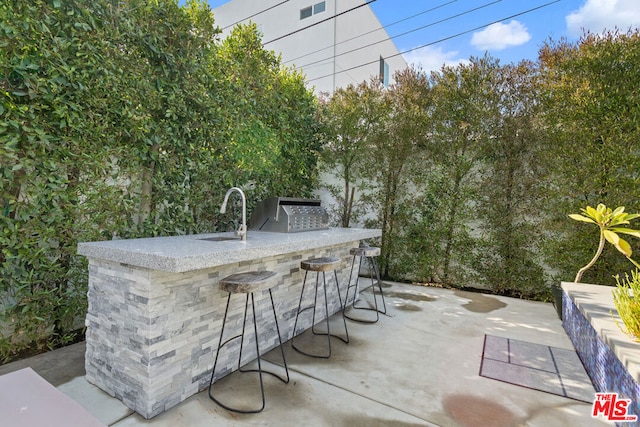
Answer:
0;0;319;363
613;271;640;342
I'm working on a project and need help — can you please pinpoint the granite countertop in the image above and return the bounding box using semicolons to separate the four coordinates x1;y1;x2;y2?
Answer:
77;228;381;273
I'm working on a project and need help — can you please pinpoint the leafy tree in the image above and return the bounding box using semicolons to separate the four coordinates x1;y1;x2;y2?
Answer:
538;29;640;285
270;68;320;198
363;68;431;278
317;80;385;227
1;0;122;359
0;0;320;362
212;23;319;220
473;60;549;297
423;57;494;285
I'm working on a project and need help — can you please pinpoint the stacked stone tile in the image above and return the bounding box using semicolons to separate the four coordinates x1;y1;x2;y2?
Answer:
84;242;358;418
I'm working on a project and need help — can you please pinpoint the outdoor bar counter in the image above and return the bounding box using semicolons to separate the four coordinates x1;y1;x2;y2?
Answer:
78;228;381;418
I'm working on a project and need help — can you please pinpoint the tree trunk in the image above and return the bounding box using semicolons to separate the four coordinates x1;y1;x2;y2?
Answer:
575;232;605;283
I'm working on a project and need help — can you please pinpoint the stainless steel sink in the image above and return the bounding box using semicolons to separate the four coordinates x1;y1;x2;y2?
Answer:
199;236;241;242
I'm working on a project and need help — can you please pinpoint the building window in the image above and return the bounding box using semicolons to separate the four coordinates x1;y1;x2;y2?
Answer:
301;2;325;20
379;56;389;87
300;6;312;20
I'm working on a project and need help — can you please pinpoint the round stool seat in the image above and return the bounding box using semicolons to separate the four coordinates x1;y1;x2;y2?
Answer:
301;257;341;272
350;246;380;257
219;271;278;294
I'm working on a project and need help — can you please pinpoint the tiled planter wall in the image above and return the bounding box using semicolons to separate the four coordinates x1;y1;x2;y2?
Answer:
562;284;640;426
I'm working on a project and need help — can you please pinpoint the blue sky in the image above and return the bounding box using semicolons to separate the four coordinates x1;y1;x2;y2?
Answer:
205;0;640;72
371;0;640;71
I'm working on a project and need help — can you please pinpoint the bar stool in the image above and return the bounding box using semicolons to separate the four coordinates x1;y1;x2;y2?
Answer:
344;244;386;323
208;271;289;414
291;256;349;358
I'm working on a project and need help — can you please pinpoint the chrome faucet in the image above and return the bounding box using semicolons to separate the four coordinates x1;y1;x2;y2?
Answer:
220;187;247;241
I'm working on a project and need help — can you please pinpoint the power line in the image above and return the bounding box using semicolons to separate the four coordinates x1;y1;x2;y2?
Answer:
221;0;291;31
295;0;502;71
263;0;377;45
307;0;561;83
283;0;459;65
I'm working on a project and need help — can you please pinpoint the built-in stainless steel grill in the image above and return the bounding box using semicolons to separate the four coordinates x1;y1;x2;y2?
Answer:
249;197;329;232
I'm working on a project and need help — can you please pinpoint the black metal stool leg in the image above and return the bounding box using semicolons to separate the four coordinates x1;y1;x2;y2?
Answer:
291;271;312;355
314;270;348;350
209;290;288;414
344;253;360;309
371;256;386;314
209;292;264;414
248;293;267;413
361;256;381;316
310;271;322;335
292;268;349;358
237;294;251;373
293;271;332;358
344;253;386;323
238;291;290;384
268;289;289;384
321;271;333;357
208;294;232;393
332;269;349;343
344;255;367;312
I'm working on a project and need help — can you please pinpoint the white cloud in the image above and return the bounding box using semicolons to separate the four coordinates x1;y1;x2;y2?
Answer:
402;45;470;73
471;20;531;51
566;0;640;37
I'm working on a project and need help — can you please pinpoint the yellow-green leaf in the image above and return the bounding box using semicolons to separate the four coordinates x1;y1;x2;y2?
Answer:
603;229;620;245
611;228;640;238
616;238;633;257
604;230;631;256
610;217;630;226
568;214;596;224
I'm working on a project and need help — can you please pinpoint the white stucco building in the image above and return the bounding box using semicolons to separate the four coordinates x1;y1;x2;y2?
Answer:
212;0;407;94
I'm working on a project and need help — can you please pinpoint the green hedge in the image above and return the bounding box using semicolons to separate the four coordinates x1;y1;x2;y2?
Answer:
0;0;319;362
3;0;639;363
319;31;640;299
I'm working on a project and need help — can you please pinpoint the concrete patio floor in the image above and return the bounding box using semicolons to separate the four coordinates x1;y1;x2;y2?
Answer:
0;282;610;426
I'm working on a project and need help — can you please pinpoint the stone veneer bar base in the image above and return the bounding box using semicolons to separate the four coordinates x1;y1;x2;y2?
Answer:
86;243;356;418
80;229;380;419
561;282;640;425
